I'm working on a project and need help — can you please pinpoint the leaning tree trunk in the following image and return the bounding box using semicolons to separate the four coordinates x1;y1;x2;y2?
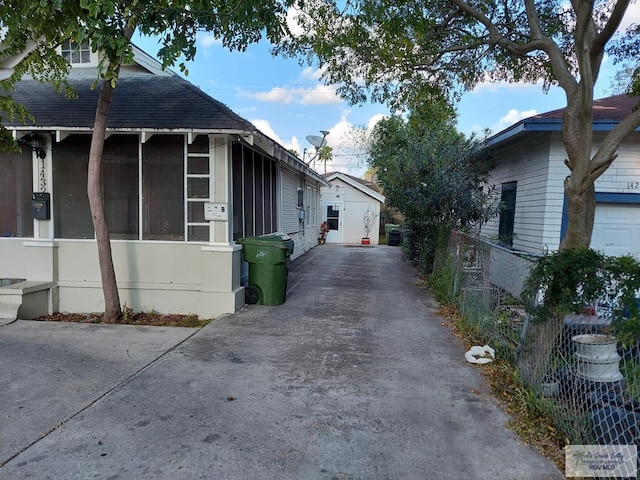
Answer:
559;88;597;250
87;64;123;324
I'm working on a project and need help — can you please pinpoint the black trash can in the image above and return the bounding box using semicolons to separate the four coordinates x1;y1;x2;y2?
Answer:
388;229;402;246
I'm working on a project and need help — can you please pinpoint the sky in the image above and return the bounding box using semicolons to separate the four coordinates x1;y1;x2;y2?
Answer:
132;5;640;177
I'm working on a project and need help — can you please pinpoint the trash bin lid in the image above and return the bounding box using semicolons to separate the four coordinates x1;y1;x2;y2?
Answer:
237;235;291;250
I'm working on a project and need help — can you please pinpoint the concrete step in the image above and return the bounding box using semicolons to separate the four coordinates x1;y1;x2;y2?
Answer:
0;302;21;326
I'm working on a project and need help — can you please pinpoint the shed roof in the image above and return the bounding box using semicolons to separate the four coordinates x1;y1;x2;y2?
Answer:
323;172;385;203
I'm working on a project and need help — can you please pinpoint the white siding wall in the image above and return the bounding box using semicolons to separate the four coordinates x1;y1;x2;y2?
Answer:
593;131;640;193
281;165;326;259
483;130;640;255
482;132;553;253
321;179;382;244
281;166;304;259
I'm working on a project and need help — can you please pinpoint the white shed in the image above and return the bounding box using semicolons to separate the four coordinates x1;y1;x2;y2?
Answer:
321;172;385;245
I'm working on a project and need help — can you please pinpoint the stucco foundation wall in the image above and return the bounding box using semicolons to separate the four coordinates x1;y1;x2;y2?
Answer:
0;238;243;319
0;239;57;281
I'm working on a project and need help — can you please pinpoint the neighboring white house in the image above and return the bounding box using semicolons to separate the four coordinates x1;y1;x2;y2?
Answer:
0;43;328;320
320;172;385;245
481;94;640;258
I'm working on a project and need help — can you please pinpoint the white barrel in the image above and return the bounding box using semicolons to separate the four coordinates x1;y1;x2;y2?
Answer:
572;334;623;382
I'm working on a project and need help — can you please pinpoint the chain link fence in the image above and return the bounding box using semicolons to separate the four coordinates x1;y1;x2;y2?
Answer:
442;232;639;472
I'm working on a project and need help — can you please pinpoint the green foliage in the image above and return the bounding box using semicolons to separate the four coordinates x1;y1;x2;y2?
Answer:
368;108;496;271
0;0;293;147
317;145;333;173
525;248;607;319
278;0;639;109
525;248;640;346
278;0;640;250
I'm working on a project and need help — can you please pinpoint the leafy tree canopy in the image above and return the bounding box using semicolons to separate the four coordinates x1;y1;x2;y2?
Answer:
279;0;636;107
0;0;294;144
278;0;640;249
368;103;495;268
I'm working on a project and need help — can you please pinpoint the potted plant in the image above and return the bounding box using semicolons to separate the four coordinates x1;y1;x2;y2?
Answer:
362;205;377;245
318;221;330;244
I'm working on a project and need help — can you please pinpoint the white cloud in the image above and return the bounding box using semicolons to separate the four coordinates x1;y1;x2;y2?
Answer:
253;87;296;104
300;85;342;105
492;108;537;132
300;66;324;81
304;112;387;176
285;5;307;37
251;119;302;155
197;32;220;48
619;2;640;32
243;84;342;105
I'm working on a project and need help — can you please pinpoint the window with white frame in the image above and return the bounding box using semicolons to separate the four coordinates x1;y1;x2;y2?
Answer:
305;185;317;228
61;39;91;65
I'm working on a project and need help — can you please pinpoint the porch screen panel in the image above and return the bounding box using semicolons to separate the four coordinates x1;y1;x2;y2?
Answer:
53;137;93;238
254;153;264;236
242;146;254;237
0;147;33;237
231;142;278;239
232;142;243;240
143;135;184;240
270;160;277;232
263;155;274;233
103;135;138;239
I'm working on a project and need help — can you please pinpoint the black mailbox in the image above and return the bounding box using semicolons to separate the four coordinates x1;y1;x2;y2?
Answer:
32;192;50;220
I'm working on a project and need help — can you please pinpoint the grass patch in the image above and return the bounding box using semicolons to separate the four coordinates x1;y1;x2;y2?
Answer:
439;305;567;473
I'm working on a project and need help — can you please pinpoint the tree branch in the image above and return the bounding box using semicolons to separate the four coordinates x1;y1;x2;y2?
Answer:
590;104;640;181
593;0;630;53
448;0;577;93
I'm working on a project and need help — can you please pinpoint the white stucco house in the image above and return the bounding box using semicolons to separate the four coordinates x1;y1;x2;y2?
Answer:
480;94;640;258
0;42;328;320
320;172;385;245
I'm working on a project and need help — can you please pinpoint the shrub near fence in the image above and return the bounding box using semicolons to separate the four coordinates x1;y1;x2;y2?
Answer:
441;232;640;469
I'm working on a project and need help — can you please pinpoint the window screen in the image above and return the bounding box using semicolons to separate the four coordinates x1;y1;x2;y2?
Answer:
53;137;93;239
103;136;138;239
0;146;33;237
143;135;184;240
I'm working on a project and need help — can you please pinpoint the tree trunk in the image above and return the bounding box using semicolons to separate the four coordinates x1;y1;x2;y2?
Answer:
88;71;122;323
559;87;596;250
560;177;596;249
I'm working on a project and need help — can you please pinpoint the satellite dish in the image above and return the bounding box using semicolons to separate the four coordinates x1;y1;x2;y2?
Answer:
306;135;327;148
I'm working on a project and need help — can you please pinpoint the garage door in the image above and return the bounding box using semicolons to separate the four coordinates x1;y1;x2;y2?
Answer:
591;203;640;257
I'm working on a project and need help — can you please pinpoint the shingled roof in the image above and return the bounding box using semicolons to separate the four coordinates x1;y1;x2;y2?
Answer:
532;94;640;121
4;70;257;132
485;94;640;147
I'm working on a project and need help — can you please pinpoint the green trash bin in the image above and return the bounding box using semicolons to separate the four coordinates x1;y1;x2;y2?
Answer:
385;224;400;238
237;234;294;306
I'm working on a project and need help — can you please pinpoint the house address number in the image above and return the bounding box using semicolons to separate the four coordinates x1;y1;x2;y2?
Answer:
628;182;640;189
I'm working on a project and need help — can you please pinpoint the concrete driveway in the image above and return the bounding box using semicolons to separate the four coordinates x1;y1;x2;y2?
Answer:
0;244;563;479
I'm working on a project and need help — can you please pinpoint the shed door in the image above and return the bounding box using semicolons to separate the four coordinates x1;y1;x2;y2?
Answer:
592;204;640;257
323;202;343;243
